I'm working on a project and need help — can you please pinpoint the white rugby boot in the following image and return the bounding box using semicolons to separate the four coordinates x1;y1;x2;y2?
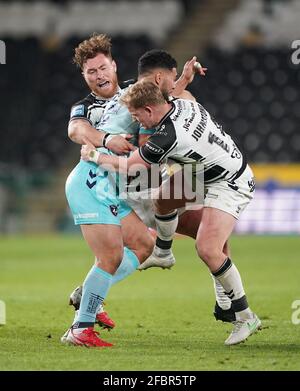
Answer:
138;247;176;270
225;313;262;346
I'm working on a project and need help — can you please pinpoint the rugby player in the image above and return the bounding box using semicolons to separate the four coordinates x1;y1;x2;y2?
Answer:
62;35;204;347
62;35;155;347
81;81;262;345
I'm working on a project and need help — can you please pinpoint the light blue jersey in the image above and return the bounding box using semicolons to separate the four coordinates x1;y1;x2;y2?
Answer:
97;87;155;144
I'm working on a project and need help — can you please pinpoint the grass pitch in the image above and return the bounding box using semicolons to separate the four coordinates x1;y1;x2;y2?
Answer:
0;234;299;371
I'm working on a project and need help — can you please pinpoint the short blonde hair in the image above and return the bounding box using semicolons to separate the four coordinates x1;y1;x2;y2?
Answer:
120;80;168;109
73;33;112;69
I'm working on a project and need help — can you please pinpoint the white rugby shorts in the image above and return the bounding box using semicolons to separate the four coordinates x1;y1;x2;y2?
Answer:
204;165;255;219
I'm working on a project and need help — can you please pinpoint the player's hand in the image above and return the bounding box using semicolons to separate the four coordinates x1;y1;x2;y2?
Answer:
81;143;97;162
80;145;96;162
181;56;207;85
194;61;207;77
106;134;136;155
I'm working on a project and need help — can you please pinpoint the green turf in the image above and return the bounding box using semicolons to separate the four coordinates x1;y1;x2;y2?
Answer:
0;234;299;371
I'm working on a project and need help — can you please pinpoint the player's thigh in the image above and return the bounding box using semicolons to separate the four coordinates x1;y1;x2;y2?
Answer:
81;224;123;271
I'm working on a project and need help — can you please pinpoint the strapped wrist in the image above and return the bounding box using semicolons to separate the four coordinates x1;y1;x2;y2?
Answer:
88;149;100;164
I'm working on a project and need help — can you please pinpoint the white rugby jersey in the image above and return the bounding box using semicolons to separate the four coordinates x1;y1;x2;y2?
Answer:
139;99;247;184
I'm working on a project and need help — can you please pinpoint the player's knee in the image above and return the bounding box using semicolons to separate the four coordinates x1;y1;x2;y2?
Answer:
196;240;222;264
94;244;123;267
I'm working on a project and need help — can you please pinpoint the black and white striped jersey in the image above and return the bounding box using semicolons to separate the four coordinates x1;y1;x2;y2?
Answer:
139;99;247;184
69;80;135;128
69;92;113;128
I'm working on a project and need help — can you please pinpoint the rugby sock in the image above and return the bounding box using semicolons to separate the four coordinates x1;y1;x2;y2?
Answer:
73;265;112;328
212;257;252;320
72;248;139;323
111;247;139;284
211;274;232;310
154;211;178;255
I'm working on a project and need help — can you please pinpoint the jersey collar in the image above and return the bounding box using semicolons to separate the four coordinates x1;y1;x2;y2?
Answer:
91;86;122;101
155;101;176;129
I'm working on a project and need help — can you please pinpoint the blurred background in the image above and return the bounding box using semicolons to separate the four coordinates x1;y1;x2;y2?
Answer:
0;0;299;235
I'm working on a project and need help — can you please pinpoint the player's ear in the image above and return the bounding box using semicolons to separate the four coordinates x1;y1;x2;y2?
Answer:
154;72;161;86
145;106;152;115
112;60;117;73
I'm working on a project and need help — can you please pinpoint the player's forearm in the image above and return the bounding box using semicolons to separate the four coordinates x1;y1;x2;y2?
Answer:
68;120;104;147
91;153;129;173
173;59;207;98
85;147;150;172
173;75;190;97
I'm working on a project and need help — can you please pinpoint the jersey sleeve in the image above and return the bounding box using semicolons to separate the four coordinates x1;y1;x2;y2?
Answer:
139;119;177;164
69;100;91;124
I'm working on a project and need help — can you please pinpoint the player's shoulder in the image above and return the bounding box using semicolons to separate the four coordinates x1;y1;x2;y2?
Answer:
71;93;95;108
165;99;186;124
169;97;201;120
150;104;178;143
69;93;100;121
70;93;94;115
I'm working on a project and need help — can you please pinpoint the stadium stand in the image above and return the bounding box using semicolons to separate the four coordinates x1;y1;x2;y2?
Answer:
190;46;300;163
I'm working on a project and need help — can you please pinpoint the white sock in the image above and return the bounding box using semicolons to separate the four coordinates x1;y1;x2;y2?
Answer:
211;274;232;310
212;258;252;320
154;211;178;254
